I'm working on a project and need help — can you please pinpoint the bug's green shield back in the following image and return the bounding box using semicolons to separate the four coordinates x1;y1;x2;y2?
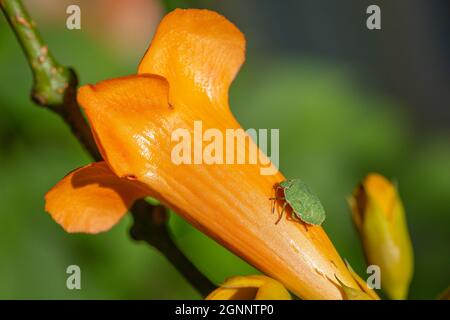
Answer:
283;179;326;225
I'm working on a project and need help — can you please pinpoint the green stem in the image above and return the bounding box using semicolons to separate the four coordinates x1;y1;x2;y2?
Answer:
1;0;70;107
1;0;215;298
1;0;101;160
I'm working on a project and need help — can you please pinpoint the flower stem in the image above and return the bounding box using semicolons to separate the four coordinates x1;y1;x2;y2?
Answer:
0;0;215;298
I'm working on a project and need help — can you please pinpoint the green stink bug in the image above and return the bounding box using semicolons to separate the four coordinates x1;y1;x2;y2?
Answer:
271;179;326;225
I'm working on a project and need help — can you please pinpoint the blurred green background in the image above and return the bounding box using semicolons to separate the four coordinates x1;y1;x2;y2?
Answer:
0;0;449;299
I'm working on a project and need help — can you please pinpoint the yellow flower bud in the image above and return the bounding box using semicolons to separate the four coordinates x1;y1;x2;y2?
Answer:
206;275;291;300
349;173;414;300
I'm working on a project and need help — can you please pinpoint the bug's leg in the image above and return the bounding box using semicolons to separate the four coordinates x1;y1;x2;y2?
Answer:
270;184;284;214
275;202;287;224
270;197;284;215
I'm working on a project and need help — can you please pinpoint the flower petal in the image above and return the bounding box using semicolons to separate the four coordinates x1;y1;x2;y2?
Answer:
138;9;245;107
364;173;397;220
206;275;291;300
77;75;172;180
45;162;147;233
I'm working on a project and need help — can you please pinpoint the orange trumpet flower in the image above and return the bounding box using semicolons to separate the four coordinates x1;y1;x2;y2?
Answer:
45;9;375;299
